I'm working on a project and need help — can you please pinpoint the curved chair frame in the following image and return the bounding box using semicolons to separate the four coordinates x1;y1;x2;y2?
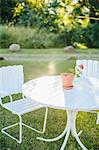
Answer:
0;65;48;143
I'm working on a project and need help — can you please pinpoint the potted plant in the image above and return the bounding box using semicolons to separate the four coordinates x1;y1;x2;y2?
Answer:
61;64;84;90
61;73;74;89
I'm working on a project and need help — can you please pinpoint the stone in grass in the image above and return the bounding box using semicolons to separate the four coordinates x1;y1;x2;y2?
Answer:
9;44;21;52
0;57;4;60
64;45;75;53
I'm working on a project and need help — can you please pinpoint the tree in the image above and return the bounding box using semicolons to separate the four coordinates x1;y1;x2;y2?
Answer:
0;0;18;24
72;0;99;24
13;0;45;27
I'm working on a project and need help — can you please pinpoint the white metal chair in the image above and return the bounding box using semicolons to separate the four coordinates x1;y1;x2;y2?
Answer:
0;65;48;144
76;59;99;124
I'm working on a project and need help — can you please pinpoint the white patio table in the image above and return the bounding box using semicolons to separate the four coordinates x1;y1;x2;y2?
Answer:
22;76;99;150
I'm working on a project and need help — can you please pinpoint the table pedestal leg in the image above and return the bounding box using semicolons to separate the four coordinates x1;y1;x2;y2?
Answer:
69;110;88;150
37;110;88;150
60;110;88;150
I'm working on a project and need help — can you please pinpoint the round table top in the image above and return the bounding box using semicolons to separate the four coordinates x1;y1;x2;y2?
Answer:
22;76;99;111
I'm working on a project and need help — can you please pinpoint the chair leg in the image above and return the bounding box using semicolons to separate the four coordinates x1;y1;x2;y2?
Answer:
19;115;22;143
42;107;48;133
1;114;22;144
1;107;48;143
96;113;99;124
22;107;48;134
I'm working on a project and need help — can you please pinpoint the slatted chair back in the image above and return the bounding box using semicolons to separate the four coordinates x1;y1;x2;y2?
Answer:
76;60;99;79
0;65;24;96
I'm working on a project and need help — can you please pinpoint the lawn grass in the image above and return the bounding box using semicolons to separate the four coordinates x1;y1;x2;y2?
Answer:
1;48;64;55
0;59;75;81
0;49;99;150
0;48;99;55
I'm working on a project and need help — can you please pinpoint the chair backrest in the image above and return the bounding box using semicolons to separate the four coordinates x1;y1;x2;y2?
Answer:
76;60;99;79
0;65;24;96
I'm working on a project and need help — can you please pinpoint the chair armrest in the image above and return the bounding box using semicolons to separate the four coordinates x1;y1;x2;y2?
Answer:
0;91;7;105
0;90;13;104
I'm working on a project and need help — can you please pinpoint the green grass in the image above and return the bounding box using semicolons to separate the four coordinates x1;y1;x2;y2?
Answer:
0;49;99;150
0;60;75;81
0;48;99;55
0;48;63;54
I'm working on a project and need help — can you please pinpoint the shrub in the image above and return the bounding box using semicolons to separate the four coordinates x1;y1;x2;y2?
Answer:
71;23;99;48
55;30;73;47
0;25;64;48
0;26;17;48
81;23;99;48
0;26;10;48
0;24;99;49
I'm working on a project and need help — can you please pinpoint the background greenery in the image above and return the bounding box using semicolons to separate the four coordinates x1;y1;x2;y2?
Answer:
0;0;99;48
0;24;99;49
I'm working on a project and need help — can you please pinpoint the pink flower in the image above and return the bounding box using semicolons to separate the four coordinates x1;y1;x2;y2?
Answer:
78;64;84;70
75;64;84;77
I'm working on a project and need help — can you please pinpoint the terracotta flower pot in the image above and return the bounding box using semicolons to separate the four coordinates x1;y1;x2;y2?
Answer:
61;73;74;89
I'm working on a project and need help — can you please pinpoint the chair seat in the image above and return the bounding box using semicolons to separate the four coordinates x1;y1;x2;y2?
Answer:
3;98;43;115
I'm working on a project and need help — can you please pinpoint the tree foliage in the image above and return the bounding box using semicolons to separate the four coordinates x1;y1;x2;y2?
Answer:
0;0;18;24
0;0;99;29
0;0;99;48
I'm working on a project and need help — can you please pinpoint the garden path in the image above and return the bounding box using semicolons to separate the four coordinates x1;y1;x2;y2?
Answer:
0;53;98;61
